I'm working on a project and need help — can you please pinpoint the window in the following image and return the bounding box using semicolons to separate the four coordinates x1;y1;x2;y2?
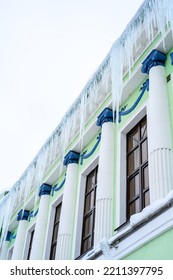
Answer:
127;116;149;219
49;203;62;260
81;166;98;255
27;229;35;260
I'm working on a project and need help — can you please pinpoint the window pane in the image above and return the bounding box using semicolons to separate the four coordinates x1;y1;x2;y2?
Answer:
143;165;149;189
83;214;92;238
144;190;150;207
54;205;61;223
84;191;94;215
130;199;140;216
129;174;139;200
128;148;139;175
141;118;147;139
83;237;92;253
86;171;95;193
52;224;59;243
141;140;148;163
127;126;139;152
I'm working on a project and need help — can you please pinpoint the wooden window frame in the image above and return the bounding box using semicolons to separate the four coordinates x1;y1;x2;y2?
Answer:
49;203;62;260
81;166;98;255
126;116;149;220
27;229;35;260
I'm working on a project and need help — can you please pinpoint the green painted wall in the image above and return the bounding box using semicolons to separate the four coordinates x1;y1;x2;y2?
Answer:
124;228;173;260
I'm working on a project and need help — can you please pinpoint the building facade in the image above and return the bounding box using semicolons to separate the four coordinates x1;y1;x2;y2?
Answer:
0;0;173;260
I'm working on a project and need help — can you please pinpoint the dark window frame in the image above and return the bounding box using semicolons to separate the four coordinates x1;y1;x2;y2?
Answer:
81;165;98;255
49;202;62;260
27;229;35;260
126;116;149;220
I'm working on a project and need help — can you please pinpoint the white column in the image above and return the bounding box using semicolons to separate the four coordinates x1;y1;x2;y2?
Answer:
55;150;79;260
0;231;11;260
12;210;29;260
94;108;114;246
30;183;51;260
142;49;173;203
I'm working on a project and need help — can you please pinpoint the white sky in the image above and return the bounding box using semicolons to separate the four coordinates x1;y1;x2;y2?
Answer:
0;0;144;191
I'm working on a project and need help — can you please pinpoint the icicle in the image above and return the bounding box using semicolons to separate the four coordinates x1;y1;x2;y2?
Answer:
1;0;173;258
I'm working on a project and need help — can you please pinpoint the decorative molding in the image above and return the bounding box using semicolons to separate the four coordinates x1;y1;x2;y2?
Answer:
118;79;149;123
6;231;16;242
51;176;66;196
17;209;30;221
28;209;39;222
170;52;173;65
63;150;80;166
39;183;52;196
141;49;167;74
80;133;101;165
97;107;115;127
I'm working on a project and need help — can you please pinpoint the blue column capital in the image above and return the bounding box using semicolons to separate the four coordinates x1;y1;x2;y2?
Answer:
17;209;30;222
39;183;52;196
6;231;11;241
141;49;167;74
97;107;114;127
63;150;80;166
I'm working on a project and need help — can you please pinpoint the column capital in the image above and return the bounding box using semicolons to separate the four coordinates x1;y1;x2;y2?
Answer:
6;231;11;241
39;183;52;196
63;150;80;166
141;49;166;74
17;209;30;222
97;107;114;127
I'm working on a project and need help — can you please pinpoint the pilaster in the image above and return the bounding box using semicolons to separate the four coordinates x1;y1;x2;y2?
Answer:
0;231;11;260
30;183;51;259
142;49;173;202
12;210;29;260
94;108;114;246
55;150;80;260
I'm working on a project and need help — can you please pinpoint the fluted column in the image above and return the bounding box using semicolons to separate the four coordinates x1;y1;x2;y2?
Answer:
12;210;29;260
30;183;51;259
0;231;11;259
55;150;79;260
142;49;173;202
94;108;114;246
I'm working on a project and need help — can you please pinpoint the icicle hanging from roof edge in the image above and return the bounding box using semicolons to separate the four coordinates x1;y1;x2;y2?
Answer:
0;187;16;251
110;40;123;123
110;0;173;123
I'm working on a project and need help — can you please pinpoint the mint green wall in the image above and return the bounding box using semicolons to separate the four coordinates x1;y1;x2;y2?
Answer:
124;228;173;260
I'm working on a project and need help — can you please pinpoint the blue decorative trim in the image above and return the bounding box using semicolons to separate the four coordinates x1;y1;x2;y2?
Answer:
28;209;39;222
141;49;166;74
97;107;115;127
17;209;30;221
170;52;173;65
10;232;16;242
51;176;66;196
6;231;12;241
63;150;80;166
80;133;101;165
6;231;16;242
119;79;149;123
39;183;52;196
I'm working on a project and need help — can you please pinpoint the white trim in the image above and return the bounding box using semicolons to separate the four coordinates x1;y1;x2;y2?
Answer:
110;206;173;260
